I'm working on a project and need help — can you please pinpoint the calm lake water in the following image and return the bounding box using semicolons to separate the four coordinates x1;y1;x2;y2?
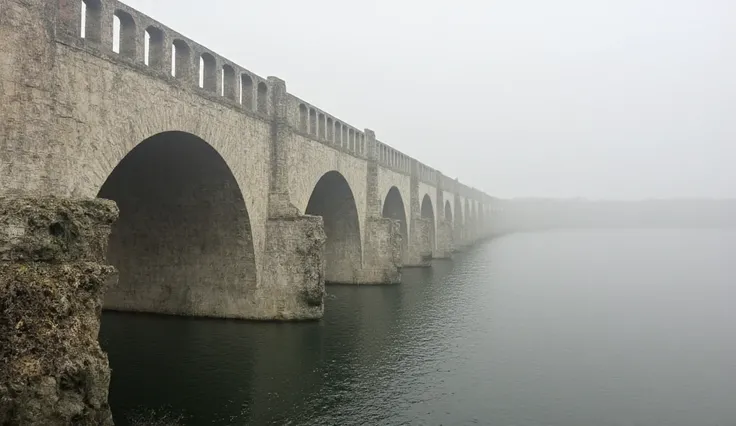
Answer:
99;229;736;425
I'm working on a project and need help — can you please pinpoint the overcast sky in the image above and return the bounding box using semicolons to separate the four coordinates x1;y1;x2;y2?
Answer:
122;0;735;200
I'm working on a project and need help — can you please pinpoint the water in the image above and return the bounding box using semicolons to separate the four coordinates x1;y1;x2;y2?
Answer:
99;229;736;425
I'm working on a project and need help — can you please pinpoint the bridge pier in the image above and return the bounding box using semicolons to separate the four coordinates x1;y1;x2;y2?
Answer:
260;215;326;319
436;219;455;258
261;78;328;316
357;129;402;284
358;217;402;284
405;165;432;267
406;217;433;267
432;176;453;259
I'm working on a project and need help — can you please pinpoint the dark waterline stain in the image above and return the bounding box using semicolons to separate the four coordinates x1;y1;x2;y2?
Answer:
100;229;736;426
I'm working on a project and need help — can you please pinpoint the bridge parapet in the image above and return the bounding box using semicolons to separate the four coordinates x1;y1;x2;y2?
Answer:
418;163;440;186
287;94;366;158
376;140;412;175
57;0;272;117
51;0;494;213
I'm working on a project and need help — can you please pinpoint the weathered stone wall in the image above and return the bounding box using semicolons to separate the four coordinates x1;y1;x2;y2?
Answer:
359;218;402;284
260;216;326;320
0;0;58;196
0;0;495;320
0;197;118;425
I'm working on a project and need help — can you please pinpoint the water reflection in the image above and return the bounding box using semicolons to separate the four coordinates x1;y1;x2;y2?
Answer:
101;230;736;426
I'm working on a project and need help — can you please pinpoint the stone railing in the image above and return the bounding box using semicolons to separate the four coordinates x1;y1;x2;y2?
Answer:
57;0;273;117
55;0;485;199
287;94;367;158
376;140;412;175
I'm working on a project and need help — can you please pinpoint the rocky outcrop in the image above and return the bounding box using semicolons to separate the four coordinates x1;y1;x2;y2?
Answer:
0;197;118;426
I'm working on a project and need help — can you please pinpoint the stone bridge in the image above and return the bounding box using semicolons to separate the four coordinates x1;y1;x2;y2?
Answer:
1;0;495;321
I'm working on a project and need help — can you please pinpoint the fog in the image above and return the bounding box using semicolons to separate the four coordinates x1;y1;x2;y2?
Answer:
122;0;735;200
492;198;736;235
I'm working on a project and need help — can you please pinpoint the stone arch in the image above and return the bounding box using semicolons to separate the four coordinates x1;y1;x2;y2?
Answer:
382;186;408;264
97;131;257;317
445;200;453;225
257;82;268;114
241;74;254;109
145;26;165;69
318;113;326;139
305;171;362;284
171;39;190;79
81;0;102;42
421;194;436;256
199;52;217;91
309;108;317;136
222;64;236;100
334;122;342;145
113;10;136;59
326;117;334;142
298;104;308;132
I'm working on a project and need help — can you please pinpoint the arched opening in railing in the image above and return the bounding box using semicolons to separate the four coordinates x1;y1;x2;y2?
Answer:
199;53;217;92
145;26;164;68
309;109;317;136
81;0;102;43
241;74;253;109
318;113;326;139
342;127;348;148
257;82;268;114
112;15;120;52
326;118;334;142
222;64;236;100
113;10;136;59
299;104;308;132
335;122;342;145
171;39;191;79
348;129;355;151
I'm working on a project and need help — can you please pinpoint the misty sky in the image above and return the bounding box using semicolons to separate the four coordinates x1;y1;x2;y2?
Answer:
122;0;735;200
